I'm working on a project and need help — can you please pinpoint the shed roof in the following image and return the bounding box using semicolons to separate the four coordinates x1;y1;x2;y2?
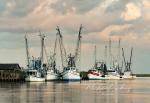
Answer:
0;64;21;70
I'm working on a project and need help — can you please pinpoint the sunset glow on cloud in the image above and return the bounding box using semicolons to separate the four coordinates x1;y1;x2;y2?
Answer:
0;0;150;73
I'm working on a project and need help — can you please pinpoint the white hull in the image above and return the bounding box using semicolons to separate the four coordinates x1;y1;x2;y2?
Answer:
105;75;121;80
123;71;136;79
88;74;121;80
25;76;45;82
62;70;80;81
88;70;105;80
106;71;121;80
88;74;105;80
45;70;59;81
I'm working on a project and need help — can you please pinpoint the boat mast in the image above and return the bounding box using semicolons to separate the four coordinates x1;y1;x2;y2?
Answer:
118;38;121;65
122;48;127;71
25;35;30;67
94;45;97;68
109;38;112;57
74;24;83;68
104;45;107;64
56;26;67;69
109;38;112;69
129;48;133;71
39;32;45;68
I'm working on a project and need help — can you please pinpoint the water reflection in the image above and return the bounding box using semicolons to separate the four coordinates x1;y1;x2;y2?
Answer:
0;78;150;103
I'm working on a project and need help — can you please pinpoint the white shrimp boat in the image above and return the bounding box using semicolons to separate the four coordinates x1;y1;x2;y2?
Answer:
25;69;45;82
62;67;80;81
106;69;122;80
122;48;136;79
55;25;82;81
45;69;59;81
24;34;46;82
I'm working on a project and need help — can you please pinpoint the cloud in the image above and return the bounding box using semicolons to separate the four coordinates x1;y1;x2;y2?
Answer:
121;2;141;21
105;0;131;15
0;0;150;73
83;24;132;44
0;0;38;18
50;0;102;14
142;0;150;21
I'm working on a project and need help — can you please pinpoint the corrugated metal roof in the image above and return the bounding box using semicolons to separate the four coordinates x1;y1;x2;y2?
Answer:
0;64;21;70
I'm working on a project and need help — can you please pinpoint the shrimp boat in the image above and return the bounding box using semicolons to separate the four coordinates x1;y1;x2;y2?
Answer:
61;54;81;81
88;61;107;80
44;62;60;81
24;34;45;82
105;62;122;80
122;48;136;79
25;69;45;82
25;57;45;82
45;69;59;81
104;38;122;80
87;46;107;80
43;32;60;81
105;71;121;80
55;25;82;81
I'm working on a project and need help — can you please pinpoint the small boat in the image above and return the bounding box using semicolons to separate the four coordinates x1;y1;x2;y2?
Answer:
25;69;45;82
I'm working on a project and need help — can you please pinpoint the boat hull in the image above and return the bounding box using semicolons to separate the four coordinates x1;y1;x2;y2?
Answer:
62;70;81;81
105;75;121;80
25;76;45;82
45;72;59;81
88;74;106;80
123;72;136;79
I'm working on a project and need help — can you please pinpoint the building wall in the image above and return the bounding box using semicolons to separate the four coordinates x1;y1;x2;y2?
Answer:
0;69;24;81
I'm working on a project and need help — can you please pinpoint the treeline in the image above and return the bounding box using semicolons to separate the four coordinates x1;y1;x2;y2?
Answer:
134;74;150;77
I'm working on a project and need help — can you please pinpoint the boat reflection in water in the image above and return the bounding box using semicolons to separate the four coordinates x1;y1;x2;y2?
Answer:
0;78;150;103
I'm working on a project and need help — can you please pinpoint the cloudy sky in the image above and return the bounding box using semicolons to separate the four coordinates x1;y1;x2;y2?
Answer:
0;0;150;73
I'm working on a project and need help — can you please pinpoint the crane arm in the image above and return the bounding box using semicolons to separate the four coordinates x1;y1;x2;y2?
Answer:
74;24;83;63
25;35;30;67
122;48;127;69
129;47;133;71
56;26;67;68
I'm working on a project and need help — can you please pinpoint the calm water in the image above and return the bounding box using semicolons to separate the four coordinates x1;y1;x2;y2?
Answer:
0;78;150;103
